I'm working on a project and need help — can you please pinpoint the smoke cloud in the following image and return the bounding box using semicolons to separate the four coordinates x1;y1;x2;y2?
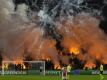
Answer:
0;0;107;69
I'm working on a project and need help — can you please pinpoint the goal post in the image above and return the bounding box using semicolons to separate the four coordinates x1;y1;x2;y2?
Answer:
2;61;45;76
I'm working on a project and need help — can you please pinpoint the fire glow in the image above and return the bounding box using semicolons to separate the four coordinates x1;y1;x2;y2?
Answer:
3;61;26;70
0;0;107;70
70;47;80;55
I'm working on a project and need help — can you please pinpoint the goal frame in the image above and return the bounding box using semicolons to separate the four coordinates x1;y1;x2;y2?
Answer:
2;61;45;76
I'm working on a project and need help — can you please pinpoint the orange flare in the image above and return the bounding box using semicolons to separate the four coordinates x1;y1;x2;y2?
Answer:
70;47;80;55
54;64;61;70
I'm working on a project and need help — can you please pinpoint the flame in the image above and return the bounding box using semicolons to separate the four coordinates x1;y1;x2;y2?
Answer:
2;60;26;70
2;63;9;69
46;58;51;61
70;47;80;55
21;63;26;69
54;64;61;70
13;60;26;69
84;62;96;69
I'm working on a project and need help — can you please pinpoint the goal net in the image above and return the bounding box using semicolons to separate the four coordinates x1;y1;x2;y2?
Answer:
2;61;45;75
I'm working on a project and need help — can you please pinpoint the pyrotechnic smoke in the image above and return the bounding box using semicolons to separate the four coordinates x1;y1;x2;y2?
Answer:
60;13;107;68
0;0;33;60
0;0;107;69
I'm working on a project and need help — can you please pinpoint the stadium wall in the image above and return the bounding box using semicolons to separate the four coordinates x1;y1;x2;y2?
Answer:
45;70;107;75
0;70;107;75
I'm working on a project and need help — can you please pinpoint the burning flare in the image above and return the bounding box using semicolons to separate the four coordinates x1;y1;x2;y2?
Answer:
70;47;80;55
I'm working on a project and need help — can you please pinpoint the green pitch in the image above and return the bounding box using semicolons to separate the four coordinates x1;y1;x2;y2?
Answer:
0;75;107;80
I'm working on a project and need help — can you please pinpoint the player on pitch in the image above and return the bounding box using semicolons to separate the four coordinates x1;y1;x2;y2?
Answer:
62;66;68;80
99;64;104;80
67;64;72;80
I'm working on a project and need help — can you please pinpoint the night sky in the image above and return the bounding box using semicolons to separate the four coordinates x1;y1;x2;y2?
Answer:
14;0;107;34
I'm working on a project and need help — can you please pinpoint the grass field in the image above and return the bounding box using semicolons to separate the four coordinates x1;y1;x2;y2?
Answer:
0;75;107;80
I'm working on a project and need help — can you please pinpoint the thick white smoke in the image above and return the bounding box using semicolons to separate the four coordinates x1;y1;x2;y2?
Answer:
0;0;34;60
